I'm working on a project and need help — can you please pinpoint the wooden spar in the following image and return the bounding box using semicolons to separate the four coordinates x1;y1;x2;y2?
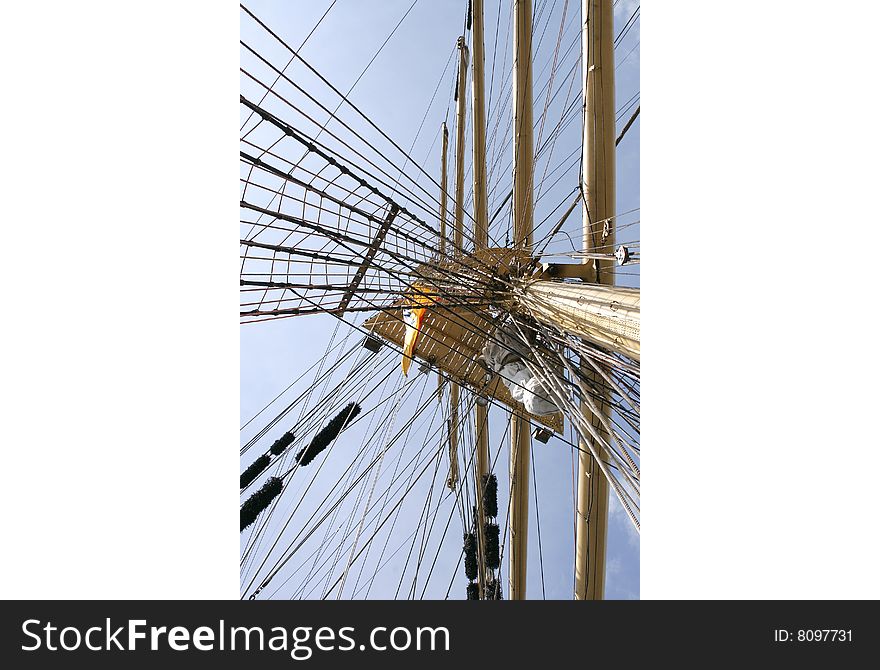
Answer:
512;5;533;253
471;2;488;248
439;123;449;259
471;0;490;599
510;0;534;601
438;123;460;490
448;37;469;502
337;205;398;313
575;0;615;601
454;36;469;252
449;385;460;487
519;281;640;361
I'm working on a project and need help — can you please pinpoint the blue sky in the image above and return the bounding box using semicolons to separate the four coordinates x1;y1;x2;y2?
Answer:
240;0;639;600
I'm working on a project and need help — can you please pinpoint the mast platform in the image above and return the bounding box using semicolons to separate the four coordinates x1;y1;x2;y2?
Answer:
362;247;564;434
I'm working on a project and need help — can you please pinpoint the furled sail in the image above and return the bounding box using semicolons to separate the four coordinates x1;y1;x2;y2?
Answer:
481;320;559;416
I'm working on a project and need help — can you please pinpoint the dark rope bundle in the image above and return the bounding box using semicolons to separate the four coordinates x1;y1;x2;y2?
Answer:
463;532;477;581
295;403;361;466
240;431;295;489
484;577;503;600
482;473;498;518
466;582;479;600
240;454;270;489
484;522;500;569
240;476;283;531
270;431;295;456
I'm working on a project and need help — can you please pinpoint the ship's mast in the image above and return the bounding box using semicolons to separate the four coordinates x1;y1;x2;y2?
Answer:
439;124;461;490
448;34;469;551
575;0;615;600
510;0;535;601
454;36;469;249
470;0;491;599
439;122;449;259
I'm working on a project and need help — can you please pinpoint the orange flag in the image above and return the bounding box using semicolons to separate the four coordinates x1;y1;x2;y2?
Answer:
401;286;434;376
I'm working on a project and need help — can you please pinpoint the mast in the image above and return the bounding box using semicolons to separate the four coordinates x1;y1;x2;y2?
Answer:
510;0;534;601
519;281;639;361
470;0;491;599
439;122;449;259
454;36;469;251
471;0;488;248
448;34;469;519
575;0;615;601
439;123;460;490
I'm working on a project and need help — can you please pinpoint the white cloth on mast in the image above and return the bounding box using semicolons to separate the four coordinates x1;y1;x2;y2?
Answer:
482;321;559;417
482;323;531;374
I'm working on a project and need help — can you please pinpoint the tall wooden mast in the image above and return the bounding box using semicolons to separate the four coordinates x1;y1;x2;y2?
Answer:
439;122;449;259
510;0;534;601
520;282;639;361
575;0;615;601
439;123;461;490
454;36;469;249
448;35;470;521
470;0;491;598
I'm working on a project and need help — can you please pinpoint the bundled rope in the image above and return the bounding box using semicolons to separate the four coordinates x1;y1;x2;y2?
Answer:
484;522;500;570
296;403;362;466
240;477;284;531
240;431;295;488
484;577;502;600
463;532;478;581
481;473;498;518
240;403;359;531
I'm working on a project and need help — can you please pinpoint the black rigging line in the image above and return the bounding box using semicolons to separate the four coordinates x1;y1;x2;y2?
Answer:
340;371;434;599
269;366;412;599
309;377;438;600
318;430;445;600
614;5;639;47
241;1;465;224
239;0;338;133
532;447;546;599
244;378;443;598
397;446;445;600
240;341;361;454
349;377;431;597
238;100;503;274
615;105;639;146
240;349;400;572
238;85;447;231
